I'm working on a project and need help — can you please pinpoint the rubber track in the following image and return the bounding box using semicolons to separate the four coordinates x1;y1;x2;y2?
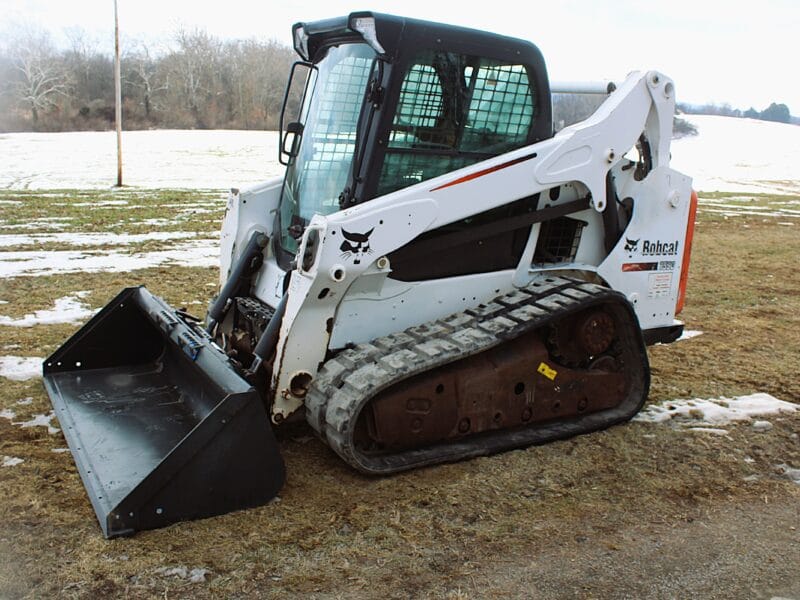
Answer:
305;276;650;474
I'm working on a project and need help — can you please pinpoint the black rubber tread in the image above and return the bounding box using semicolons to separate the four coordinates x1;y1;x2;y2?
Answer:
305;276;650;475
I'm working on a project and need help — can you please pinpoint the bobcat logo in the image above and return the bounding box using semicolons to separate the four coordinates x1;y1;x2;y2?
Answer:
339;228;374;265
624;237;640;252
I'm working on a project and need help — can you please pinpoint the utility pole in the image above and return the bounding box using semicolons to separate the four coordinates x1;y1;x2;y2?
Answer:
114;0;123;186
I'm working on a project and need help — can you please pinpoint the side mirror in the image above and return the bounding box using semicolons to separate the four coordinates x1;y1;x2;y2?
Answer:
279;61;314;166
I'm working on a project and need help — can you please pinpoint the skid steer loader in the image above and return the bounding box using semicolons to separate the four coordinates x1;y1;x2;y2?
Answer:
44;12;696;537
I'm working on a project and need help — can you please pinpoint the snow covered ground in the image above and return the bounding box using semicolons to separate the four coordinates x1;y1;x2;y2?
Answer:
0;231;205;248
0;129;282;190
671;115;800;195
0;239;219;277
0;116;797;194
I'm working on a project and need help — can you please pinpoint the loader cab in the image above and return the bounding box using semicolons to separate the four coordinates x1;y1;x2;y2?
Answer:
276;12;552;268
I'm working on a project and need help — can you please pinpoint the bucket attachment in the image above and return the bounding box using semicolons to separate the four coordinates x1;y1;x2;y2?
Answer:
43;287;285;538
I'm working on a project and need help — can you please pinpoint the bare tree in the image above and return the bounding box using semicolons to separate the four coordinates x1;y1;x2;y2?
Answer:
63;27;98;97
124;42;168;120
8;28;69;124
171;27;220;127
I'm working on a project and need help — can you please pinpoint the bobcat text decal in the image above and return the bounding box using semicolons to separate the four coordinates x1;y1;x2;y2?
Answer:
625;238;679;256
640;240;679;256
339;228;374;265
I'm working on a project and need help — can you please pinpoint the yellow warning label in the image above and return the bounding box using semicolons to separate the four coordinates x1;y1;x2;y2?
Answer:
537;362;557;380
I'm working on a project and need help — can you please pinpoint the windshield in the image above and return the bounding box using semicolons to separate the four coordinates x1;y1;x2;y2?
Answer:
279;43;376;255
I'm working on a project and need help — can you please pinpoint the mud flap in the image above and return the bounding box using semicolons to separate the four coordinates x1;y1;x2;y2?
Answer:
43;287;285;538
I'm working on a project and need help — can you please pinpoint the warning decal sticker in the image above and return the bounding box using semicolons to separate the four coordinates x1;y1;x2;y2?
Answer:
537;362;557;380
648;272;673;298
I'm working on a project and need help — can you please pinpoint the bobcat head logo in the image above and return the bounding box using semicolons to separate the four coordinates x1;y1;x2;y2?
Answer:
340;228;374;265
624;237;640;252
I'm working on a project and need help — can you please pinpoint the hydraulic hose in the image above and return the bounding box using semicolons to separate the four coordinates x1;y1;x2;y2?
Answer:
246;291;289;377
206;231;269;333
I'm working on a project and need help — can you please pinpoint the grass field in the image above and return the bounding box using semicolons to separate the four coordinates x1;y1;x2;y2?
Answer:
0;188;798;599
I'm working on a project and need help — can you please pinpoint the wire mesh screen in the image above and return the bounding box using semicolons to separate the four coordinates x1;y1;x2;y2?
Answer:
533;217;585;264
465;64;532;144
296;53;373;216
316;57;372;137
389;64;443;145
377;50;536;197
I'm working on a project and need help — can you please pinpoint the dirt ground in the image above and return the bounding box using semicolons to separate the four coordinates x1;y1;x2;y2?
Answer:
0;190;798;599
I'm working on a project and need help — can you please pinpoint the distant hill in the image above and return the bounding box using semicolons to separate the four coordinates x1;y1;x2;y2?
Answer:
678;102;797;126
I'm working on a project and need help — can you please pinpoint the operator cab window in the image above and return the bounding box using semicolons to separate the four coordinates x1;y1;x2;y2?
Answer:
279;43;375;254
377;50;535;196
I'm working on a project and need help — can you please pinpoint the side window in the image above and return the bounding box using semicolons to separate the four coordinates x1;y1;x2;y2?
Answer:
389;64;444;147
377;51;535;197
462;63;533;151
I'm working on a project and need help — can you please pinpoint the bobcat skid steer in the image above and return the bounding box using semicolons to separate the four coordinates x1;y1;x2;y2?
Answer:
43;12;696;537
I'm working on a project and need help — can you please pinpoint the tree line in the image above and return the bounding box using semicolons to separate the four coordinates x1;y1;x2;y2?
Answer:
678;101;796;125
5;25;781;134
0;26;297;132
553;93;697;138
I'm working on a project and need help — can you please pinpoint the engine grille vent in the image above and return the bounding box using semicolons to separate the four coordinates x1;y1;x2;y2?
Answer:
533;217;586;264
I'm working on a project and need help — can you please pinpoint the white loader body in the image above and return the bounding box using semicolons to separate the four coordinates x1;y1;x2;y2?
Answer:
220;70;693;422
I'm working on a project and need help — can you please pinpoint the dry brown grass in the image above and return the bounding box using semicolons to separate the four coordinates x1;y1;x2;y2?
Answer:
0;191;799;599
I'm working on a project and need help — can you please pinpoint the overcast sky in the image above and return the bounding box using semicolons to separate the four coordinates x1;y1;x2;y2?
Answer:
2;0;798;114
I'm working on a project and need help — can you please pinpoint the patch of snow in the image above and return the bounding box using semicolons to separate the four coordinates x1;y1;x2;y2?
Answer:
17;411;60;434
188;569;210;583
0;231;203;248
0;356;42;381
701;207;797;217
0;300;7;304
0;200;22;205
2;456;23;467
635;393;797;426
0;219;74;232
0;293;96;327
677;329;703;341
700;207;800;219
69;200;129;207
137;218;173;227
686;427;729;435
701;202;800;215
0;240;218;277
775;464;800;485
0;408;16;420
51;448;70;453
156;566;210;583
751;420;773;432
16;397;33;405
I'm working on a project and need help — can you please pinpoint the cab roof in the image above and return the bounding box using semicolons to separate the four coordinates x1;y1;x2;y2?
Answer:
292;11;546;69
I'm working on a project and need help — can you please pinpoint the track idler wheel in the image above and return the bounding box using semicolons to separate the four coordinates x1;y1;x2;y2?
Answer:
547;308;615;367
